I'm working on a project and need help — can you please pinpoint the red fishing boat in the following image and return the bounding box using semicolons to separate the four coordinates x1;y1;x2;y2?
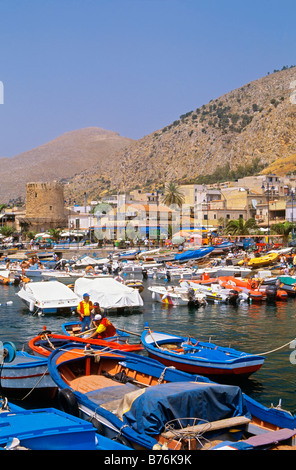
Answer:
29;326;143;357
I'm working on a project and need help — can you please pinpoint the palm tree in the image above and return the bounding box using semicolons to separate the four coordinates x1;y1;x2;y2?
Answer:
47;228;62;242
161;182;185;208
0;225;15;237
225;218;258;235
270;222;295;246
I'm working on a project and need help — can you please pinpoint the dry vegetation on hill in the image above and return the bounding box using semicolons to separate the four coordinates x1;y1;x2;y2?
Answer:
2;67;296;204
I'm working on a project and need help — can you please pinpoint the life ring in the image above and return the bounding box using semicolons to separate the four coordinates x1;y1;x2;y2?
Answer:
58;388;80;417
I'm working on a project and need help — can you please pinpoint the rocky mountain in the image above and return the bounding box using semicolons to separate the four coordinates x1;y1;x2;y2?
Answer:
0;127;134;203
3;67;296;205
65;67;296;200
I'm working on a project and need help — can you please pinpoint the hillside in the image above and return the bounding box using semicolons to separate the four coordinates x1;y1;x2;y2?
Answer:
65;67;296;200
3;68;296;205
0;127;134;203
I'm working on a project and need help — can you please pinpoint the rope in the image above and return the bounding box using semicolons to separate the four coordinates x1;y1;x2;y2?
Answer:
18;367;50;401
255;337;296;356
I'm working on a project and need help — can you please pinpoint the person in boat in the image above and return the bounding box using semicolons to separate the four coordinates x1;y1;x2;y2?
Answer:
91;301;105;319
88;313;116;339
114;274;124;283
77;293;93;332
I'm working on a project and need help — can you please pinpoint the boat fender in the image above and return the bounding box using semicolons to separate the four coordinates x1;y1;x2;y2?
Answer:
29;300;35;312
58;388;80;417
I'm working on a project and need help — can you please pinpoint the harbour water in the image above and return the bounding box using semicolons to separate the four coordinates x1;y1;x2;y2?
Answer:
1;276;296;415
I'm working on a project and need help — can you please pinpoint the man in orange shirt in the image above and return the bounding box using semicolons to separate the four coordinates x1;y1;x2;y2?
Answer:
89;313;116;339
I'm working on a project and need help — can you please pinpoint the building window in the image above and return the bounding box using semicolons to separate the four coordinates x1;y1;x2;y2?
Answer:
226;214;230;219
49;206;52;211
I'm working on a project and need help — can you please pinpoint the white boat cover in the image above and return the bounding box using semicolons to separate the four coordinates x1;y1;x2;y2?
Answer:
73;256;109;267
23;281;79;303
74;277;144;309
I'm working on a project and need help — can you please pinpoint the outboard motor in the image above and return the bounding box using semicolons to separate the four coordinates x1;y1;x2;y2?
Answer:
187;288;197;306
228;289;239;305
142;269;148;279
265;284;277;302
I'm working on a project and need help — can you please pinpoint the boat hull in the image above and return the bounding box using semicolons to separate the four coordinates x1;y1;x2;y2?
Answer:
146;351;263;378
141;329;265;379
0;351;57;399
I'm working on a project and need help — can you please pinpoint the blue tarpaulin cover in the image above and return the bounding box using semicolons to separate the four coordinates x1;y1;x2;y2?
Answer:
122;381;250;436
174;247;215;261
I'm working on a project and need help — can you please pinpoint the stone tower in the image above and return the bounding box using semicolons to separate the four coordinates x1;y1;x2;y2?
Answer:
24;182;67;232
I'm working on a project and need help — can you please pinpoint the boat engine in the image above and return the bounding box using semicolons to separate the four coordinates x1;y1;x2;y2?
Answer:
228;289;239;305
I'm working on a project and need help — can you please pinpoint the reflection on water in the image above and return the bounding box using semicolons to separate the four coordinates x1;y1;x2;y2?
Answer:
1;278;296;413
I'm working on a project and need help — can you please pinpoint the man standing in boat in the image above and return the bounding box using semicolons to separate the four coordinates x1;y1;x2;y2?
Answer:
77;293;93;332
88;313;116;339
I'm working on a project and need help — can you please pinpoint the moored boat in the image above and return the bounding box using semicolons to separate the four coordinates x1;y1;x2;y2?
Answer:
278;276;296;296
181;280;246;303
239;252;279;268
174;246;215;262
17;280;80;315
148;284;206;306
29;323;143;356
0;342;57;399
48;343;296;450
47;343;251;449
141;325;265;378
0;396;128;450
0;270;22;286
74;277;144;312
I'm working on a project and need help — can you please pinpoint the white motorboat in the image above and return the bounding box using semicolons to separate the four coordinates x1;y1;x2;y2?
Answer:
74;277;144;312
148;285;206;306
147;266;194;280
17;280;80;315
181;281;249;304
72;256;110;268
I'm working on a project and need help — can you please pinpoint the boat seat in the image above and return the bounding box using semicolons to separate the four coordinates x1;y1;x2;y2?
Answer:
244;428;296;448
161;416;251;439
70;374;122;393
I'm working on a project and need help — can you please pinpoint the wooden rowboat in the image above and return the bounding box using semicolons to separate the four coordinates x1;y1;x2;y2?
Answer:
48;343;296;450
141;324;265;379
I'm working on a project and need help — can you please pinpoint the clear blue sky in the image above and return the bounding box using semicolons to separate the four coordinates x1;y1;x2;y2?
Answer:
0;0;296;157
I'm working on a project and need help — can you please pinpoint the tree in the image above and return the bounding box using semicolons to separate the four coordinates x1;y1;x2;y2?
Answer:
225;218;258;235
161;183;185;208
270;222;295;246
0;225;15;237
47;228;62;242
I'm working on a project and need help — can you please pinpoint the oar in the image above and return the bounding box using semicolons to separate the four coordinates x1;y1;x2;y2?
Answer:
119;328;141;338
72;327;97;337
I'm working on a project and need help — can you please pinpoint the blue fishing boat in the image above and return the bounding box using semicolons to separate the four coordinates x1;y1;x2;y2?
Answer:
0;343;57;399
0;396;128;450
141;324;265;378
174;246;214;262
47;343;296;450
